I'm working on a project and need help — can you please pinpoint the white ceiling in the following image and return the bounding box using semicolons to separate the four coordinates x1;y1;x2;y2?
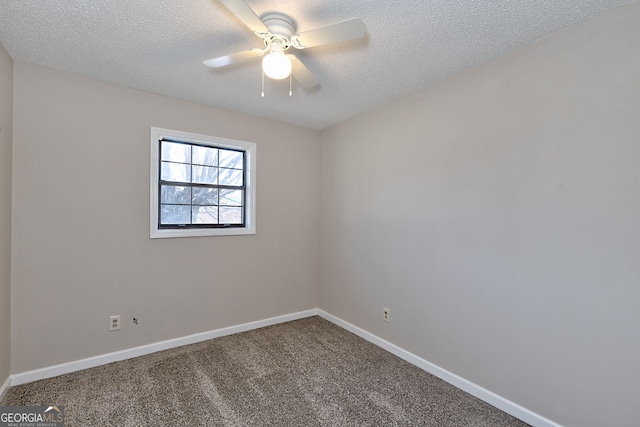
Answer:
0;0;633;130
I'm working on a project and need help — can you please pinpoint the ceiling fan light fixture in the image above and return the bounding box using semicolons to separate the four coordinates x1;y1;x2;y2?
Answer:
262;43;292;80
204;1;367;90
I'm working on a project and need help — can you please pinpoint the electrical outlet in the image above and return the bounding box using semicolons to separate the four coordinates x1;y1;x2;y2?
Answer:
383;307;390;323
109;315;121;331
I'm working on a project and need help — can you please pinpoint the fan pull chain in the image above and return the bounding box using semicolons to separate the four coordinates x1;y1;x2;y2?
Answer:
261;70;294;97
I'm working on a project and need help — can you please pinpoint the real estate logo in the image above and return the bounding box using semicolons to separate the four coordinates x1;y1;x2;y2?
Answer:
0;405;64;427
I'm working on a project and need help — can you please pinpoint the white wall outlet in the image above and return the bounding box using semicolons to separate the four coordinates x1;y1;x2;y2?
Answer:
383;307;390;323
109;315;121;331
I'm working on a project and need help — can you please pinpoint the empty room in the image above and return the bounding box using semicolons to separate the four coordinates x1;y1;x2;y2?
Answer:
0;1;638;426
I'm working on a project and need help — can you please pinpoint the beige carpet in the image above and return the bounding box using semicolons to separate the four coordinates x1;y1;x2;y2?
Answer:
2;316;529;426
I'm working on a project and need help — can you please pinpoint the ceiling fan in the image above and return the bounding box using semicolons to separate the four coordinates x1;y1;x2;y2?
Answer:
203;0;366;92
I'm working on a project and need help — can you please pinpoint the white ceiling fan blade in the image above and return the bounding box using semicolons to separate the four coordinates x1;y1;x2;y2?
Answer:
291;18;366;49
203;49;262;68
219;0;270;37
289;55;319;89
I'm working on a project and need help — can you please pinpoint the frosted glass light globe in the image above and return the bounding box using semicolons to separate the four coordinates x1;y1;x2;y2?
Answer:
262;46;292;80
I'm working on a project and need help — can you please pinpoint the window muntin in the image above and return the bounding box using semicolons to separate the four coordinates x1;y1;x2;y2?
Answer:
158;140;245;228
150;127;256;239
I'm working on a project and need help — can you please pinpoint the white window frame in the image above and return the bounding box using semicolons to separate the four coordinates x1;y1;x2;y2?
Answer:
150;127;256;238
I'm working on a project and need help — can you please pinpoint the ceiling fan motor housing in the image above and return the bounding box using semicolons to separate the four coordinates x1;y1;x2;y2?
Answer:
261;13;295;47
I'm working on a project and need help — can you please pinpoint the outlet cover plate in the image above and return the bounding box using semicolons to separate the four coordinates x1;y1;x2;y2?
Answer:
109;315;121;331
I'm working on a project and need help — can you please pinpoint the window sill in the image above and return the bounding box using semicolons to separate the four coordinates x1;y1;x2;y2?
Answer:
150;226;256;239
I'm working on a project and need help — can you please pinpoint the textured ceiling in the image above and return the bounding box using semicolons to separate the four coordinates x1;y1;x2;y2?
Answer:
0;0;634;130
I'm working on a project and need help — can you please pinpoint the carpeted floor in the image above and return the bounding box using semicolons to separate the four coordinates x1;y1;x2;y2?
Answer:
2;316;529;426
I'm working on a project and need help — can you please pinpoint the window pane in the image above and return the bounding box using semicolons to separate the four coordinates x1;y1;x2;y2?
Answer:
161;185;190;204
161;141;191;163
192;188;218;206
219;149;243;169
219;207;243;224
160;205;191;225
161;162;191;183
192;146;218;166
192;165;218;184
219;189;243;206
193;206;218;224
219;168;243;186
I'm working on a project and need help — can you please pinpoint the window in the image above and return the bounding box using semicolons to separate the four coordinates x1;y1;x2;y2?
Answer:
150;127;256;238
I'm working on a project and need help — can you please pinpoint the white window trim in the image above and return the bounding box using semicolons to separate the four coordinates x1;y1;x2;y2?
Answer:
150;127;256;238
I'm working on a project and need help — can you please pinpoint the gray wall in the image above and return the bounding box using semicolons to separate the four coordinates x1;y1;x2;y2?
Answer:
11;62;321;373
0;43;12;391
319;3;640;427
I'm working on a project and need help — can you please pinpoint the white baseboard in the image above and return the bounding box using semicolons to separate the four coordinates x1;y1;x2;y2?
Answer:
0;375;10;402
8;308;559;427
317;310;562;427
11;309;318;386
